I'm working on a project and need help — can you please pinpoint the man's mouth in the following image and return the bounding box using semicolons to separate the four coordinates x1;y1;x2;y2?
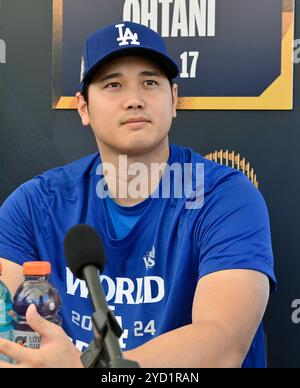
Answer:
123;117;150;124
122;117;151;127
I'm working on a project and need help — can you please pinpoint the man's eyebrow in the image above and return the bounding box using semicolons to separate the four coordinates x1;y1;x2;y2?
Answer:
140;70;161;77
97;72;123;83
97;70;162;83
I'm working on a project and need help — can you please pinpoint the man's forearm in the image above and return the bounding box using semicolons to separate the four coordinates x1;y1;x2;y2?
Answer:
124;322;246;368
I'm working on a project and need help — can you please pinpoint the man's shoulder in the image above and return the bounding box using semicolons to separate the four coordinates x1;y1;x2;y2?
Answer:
171;143;252;190
171;144;263;208
41;152;99;185
15;153;99;202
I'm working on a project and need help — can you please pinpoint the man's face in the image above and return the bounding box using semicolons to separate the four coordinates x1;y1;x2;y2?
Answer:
77;55;178;157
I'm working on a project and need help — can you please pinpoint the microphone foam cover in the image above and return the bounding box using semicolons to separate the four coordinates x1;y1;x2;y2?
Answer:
64;224;106;280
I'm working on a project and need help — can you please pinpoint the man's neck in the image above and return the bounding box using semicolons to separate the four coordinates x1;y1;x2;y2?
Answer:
97;139;170;207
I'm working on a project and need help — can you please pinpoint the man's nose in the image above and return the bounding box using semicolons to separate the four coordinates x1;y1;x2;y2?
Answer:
123;92;145;110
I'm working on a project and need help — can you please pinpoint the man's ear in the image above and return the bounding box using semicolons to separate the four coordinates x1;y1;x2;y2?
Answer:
172;84;178;118
76;92;90;126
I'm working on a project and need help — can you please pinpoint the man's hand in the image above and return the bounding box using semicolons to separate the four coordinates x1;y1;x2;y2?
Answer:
0;304;83;368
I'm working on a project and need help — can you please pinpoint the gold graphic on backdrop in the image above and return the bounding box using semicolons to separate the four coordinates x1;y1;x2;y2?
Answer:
205;150;259;189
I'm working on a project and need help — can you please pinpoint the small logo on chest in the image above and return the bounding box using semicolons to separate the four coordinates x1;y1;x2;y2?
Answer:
143;246;156;270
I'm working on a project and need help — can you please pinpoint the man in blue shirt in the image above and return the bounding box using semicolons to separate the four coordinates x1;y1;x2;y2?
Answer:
0;22;275;368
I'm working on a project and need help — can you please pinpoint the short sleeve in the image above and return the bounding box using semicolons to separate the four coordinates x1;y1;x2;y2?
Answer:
0;182;40;264
196;173;276;291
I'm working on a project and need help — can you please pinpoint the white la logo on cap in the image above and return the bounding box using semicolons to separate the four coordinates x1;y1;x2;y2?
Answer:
115;23;140;47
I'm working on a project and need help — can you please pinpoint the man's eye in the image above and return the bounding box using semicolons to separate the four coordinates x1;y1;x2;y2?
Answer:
144;80;158;87
106;82;121;88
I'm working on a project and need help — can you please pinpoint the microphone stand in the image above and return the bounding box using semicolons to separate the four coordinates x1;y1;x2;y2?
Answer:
80;267;140;368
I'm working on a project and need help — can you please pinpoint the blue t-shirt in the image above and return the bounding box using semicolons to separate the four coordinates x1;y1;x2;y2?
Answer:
0;143;276;367
105;195;151;239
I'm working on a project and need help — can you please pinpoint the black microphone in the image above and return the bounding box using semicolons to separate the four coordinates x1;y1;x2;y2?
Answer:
64;224;108;314
64;224;139;368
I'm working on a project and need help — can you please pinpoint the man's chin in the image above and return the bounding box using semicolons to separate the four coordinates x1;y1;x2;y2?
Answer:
98;134;169;158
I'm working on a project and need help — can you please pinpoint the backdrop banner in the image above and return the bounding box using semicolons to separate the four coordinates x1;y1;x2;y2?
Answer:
52;0;295;110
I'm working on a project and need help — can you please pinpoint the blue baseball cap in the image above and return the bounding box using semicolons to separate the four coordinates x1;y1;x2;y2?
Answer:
80;21;179;92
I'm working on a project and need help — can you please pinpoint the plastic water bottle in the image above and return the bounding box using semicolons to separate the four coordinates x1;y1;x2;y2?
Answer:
12;262;62;349
0;261;13;363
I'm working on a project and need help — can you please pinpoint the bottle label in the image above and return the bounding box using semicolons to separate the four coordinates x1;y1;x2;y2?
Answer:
12;330;41;349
